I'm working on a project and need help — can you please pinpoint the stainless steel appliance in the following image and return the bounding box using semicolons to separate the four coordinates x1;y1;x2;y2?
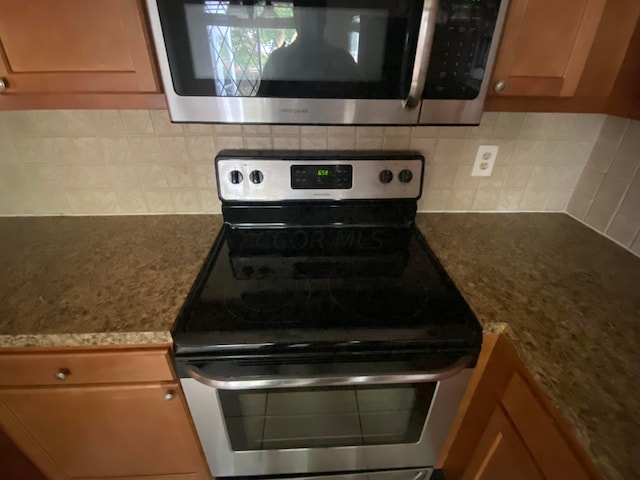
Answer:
173;150;483;480
145;0;509;125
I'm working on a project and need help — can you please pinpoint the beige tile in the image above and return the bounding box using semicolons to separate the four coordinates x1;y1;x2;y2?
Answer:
164;164;195;188
472;189;499;211
356;126;385;137
547;114;579;138
438;126;466;138
617;170;640;220
69;137;105;164
574;114;605;140
64;110;124;135
13;137;50;163
382;136;410;150
191;163;216;188
28;165;74;189
215;124;242;135
418;189;451;211
599;115;629;144
158;136;189;162
184;123;214;135
186;136;216;162
150;110;184;134
540;139;593;166
128;137;162;162
630;233;640;256
116;191;148;214
497;189;524;211
120;110;154;135
606;211;640;247
102;137;132;164
273;136;301;149
543;189;573;211
171;190;202;212
555;165;584;189
605;148;638;182
491;139;517;166
273;125;299;135
584;175;628;232
109;165;141;189
33;190;70;215
301;126;328;136
144;190;174;213
412;126;439;138
0;137;19;162
242;125;271;135
505;165;534;189
199;189;221;213
454;164;480;189
477;165;507;189
355;137;383;149
519;113;553;139
328;126;355;137
244;136;273;149
17;111;71;136
466;112;497;138
215;136;244;150
301;137;328;149
528;166;557;188
460;137;491;165
566;192;593;220
585;141;618;173
437;138;465;164
0;163;28;189
410;137;437;159
136;164;169;188
67;166;113;189
328;136;355;149
384;126;412;137
447;189;476;211
425;162;457;189
519;189;548;210
511;139;543;164
66;190;120;214
573;167;604;198
492;112;526;138
0;190;40;215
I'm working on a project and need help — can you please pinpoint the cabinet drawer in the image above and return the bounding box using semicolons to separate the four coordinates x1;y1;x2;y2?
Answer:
0;349;174;386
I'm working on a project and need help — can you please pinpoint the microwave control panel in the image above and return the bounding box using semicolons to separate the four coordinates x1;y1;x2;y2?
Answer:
216;154;424;201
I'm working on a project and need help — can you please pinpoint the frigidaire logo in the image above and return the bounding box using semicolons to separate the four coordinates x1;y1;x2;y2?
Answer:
280;108;309;114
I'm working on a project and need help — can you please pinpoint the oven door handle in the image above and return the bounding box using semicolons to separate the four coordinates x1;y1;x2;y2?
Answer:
403;0;439;110
184;354;472;390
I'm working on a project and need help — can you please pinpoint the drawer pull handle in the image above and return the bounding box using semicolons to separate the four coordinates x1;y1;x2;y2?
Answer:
0;78;6;93
164;391;175;401
494;80;507;93
55;368;70;381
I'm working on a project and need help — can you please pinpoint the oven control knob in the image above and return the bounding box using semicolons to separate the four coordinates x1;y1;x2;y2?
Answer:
250;170;264;184
379;169;393;184
229;170;243;184
398;169;413;184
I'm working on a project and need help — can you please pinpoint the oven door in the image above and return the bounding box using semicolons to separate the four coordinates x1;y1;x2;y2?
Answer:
145;0;438;124
179;354;473;477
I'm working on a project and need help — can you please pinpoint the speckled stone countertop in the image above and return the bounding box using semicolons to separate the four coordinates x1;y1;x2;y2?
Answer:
1;213;638;479
416;213;640;480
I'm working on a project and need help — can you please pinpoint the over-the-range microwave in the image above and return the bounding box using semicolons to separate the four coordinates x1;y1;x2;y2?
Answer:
145;0;508;125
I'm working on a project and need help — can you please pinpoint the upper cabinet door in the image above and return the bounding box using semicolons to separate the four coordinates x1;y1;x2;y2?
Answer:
490;0;607;97
0;0;158;94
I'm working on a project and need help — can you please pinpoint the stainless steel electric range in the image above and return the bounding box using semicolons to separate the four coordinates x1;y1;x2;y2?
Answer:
173;150;482;480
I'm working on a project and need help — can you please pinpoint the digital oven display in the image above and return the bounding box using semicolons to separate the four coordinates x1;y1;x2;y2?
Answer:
291;165;353;189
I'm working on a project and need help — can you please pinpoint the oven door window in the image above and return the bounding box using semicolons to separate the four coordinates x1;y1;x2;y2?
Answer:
156;0;422;99
218;384;436;450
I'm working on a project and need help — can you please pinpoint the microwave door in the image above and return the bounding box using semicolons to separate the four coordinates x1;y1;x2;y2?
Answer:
146;0;438;125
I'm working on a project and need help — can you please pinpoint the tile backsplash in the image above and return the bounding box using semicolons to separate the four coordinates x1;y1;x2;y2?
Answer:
568;116;640;256
0;110;605;217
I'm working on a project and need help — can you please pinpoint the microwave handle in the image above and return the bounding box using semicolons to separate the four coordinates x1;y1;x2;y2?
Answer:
184;354;471;390
403;0;439;110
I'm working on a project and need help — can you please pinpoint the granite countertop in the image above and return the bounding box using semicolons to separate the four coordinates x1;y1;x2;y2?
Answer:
1;213;638;479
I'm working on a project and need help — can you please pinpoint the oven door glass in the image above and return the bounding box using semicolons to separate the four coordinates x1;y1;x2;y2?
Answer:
218;383;436;450
155;0;422;99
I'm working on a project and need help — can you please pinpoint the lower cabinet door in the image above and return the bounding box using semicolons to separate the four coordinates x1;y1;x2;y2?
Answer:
0;383;208;480
461;406;544;480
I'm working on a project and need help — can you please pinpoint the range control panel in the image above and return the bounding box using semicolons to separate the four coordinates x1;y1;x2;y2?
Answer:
216;153;424;202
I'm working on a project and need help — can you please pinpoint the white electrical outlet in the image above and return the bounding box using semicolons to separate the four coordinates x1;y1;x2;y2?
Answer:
472;145;499;177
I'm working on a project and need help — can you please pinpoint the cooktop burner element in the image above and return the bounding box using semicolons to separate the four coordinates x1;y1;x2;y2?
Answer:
173;151;482;359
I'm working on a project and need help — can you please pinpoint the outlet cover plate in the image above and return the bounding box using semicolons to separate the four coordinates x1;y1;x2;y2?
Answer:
472;145;499;177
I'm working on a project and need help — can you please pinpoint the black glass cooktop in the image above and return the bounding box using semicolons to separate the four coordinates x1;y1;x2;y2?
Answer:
173;224;482;357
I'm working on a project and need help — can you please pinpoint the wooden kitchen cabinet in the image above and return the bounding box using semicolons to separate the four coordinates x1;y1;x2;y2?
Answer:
0;0;165;109
0;347;209;480
439;334;601;480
